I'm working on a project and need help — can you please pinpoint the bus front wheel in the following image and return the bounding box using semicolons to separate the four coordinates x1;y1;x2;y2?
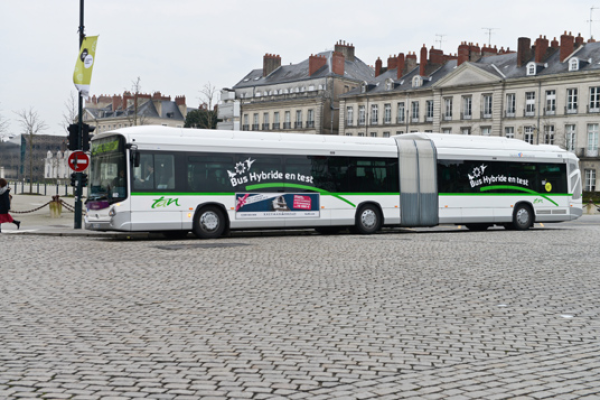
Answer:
193;206;225;239
354;205;382;234
512;204;533;230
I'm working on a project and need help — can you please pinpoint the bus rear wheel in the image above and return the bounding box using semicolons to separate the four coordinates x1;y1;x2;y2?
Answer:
354;204;382;234
512;204;533;230
193;206;225;239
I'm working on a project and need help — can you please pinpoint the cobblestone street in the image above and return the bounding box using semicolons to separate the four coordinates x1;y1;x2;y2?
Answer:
1;221;599;399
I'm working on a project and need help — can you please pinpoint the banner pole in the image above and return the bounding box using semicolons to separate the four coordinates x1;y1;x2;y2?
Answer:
74;0;85;229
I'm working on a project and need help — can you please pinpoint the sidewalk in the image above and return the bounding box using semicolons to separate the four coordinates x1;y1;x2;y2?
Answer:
0;194;148;238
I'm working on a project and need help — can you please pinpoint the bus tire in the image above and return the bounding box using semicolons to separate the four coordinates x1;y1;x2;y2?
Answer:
162;230;189;239
512;204;533;230
465;224;490;231
193;206;225;239
354;204;381;234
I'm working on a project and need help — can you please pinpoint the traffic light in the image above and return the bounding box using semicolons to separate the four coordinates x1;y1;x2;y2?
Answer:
81;173;88;187
70;172;77;187
67;124;79;151
82;123;95;152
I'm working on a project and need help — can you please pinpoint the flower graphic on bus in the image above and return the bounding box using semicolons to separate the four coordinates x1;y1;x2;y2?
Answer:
228;158;256;179
468;164;487;181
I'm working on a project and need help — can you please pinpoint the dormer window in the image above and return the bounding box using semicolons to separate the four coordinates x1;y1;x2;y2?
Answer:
385;78;394;91
569;57;579;71
412;76;422;88
361;81;368;93
526;62;536;76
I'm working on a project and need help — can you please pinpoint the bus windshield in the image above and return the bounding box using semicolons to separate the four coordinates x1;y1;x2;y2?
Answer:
89;136;127;204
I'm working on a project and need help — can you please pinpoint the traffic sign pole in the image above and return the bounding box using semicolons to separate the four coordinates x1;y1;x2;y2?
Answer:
74;0;85;229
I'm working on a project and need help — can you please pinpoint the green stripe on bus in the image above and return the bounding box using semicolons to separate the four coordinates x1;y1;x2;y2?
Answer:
245;183;356;207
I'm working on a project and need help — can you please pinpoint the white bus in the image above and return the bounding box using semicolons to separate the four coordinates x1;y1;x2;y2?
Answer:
85;126;582;238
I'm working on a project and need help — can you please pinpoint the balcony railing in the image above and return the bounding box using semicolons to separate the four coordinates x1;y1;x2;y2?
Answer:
544;109;556;116
524;108;535;117
460;112;472;120
306;121;315;128
505;110;515;118
481;111;492;119
577;147;599;158
588;105;600;113
565;106;578;114
252;124;259;131
262;123;270;131
242;124;250;131
443;114;452;121
283;122;291;129
294;121;303;129
272;122;280;130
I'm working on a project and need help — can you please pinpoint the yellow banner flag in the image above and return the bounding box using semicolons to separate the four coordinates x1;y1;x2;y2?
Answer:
73;36;99;100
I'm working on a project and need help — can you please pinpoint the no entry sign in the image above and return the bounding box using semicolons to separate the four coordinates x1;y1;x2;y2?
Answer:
68;151;89;172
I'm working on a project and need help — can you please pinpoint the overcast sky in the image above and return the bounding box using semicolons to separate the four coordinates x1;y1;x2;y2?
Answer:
0;0;597;137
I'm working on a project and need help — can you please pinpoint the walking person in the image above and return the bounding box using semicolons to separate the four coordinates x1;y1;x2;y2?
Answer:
0;178;20;232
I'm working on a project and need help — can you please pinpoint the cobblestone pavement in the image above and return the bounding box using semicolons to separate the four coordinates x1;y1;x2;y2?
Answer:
1;221;600;399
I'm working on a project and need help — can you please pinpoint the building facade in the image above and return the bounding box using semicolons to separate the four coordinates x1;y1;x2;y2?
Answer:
83;91;189;133
339;32;600;192
227;41;374;135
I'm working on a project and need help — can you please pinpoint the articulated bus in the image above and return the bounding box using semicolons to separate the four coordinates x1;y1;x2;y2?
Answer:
85;126;582;238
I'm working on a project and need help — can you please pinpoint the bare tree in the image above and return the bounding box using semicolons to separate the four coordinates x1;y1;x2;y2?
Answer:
62;91;78;131
0;103;10;139
14;108;48;193
199;82;217;110
125;76;149;126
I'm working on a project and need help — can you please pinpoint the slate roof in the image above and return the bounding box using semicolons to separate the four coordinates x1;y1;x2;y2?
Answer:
341;41;600;97
233;50;375;89
86;99;185;121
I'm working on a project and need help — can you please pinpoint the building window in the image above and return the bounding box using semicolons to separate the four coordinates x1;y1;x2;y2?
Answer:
524;126;534;144
273;112;280;130
262;113;270;130
442;128;452;134
544;125;554;144
358;105;366;125
370;132;377;138
589;87;600;112
243;114;249;131
411;101;419;122
462;96;472;120
505;127;515;139
481;126;491;136
569;58;579;71
588;123;599;151
525;92;536;116
584;169;596;192
567;88;578;114
565;124;576;151
426;100;434;121
397;102;405;123
506;93;516;117
346;106;354;126
371;104;378;125
461;127;471;135
295;110;302;128
252;113;259;131
284;111;291;129
384;104;391;124
358;132;365;137
396;131;404;135
526;62;536;76
383;131;390;138
345;132;353;136
444;97;453;120
482;94;492;118
545;90;556;115
307;109;314;128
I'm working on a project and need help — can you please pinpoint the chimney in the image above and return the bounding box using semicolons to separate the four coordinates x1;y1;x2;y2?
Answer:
534;35;549;63
560;31;574;62
387;55;397;70
429;46;444;65
309;54;327;76
175;95;187;117
112;95;122;112
575;33;585;47
469;43;481;61
481;45;498;57
517;37;532;67
419;44;428;76
551;37;559;49
397;53;405;79
263;53;281;77
405;52;417;72
334;40;355;62
457;42;469;66
331;51;345;75
375;57;383;77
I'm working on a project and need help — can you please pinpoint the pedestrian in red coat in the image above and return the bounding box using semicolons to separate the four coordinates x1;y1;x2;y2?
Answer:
0;178;20;232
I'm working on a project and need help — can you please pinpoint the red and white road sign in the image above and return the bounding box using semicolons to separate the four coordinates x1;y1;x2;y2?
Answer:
68;151;89;172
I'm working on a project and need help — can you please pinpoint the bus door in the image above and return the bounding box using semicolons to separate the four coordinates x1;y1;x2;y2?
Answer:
395;137;439;227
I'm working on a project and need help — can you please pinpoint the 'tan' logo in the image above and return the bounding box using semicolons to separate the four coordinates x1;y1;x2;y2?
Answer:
152;196;180;209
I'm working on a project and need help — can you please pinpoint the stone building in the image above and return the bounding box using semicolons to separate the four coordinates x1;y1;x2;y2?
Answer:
229;41;375;135
339;32;600;192
83;91;189;133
